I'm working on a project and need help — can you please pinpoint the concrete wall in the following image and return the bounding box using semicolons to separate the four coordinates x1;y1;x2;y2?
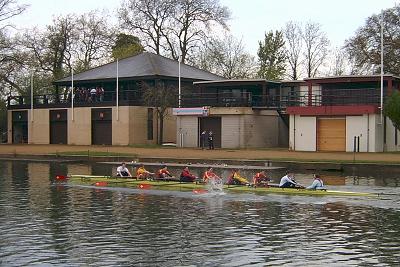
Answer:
290;115;316;151
242;114;279;148
346;115;368;152
176;108;285;149
68;107;92;145
176;116;198;147
29;109;50;144
162;109;177;143
112;106;130;145
221;116;241;148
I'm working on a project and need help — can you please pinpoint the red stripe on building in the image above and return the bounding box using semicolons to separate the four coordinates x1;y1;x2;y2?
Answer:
286;105;380;116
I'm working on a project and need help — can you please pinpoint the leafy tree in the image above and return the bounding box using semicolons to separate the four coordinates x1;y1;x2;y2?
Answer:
112;33;144;60
257;30;286;80
302;22;329;78
195;34;256;79
345;6;400;75
384;90;400;130
142;80;177;145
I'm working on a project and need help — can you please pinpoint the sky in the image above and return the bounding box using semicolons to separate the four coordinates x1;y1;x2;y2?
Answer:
9;0;399;56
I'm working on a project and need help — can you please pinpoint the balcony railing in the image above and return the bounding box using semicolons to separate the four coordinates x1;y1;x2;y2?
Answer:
7;88;384;110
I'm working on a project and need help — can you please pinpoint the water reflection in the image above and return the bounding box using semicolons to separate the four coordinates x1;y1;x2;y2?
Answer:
0;160;399;266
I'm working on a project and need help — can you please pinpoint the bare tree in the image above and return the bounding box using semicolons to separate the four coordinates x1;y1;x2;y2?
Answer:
283;21;303;80
328;46;347;76
119;0;174;55
72;10;116;71
163;0;230;62
302;22;329;78
119;0;230;63
195;34;256;79
0;0;27;28
142;80;177;145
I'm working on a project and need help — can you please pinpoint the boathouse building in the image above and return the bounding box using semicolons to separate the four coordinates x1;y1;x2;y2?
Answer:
7;52;222;146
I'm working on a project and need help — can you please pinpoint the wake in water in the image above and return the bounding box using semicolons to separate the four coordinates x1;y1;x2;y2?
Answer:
206;177;225;195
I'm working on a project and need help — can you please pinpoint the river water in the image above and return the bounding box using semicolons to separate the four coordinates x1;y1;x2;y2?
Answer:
0;160;400;266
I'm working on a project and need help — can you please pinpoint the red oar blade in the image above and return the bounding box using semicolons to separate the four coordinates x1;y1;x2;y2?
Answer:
55;175;68;180
94;181;108;187
138;184;152;190
193;189;208;194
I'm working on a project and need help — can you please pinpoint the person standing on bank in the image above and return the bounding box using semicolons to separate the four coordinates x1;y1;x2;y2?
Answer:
200;130;207;150
208;131;214;150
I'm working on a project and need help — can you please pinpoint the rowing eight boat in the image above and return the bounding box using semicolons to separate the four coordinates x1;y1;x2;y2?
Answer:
64;175;378;197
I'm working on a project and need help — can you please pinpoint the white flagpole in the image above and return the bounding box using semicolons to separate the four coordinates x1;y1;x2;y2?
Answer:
380;10;384;124
116;58;119;121
178;55;181;108
31;73;34;122
71;66;74;121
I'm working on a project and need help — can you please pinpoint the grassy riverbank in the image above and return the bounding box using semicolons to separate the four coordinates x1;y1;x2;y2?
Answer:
1;144;400;165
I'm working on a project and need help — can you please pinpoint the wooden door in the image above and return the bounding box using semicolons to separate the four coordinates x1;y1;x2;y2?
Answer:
317;118;346;151
92;108;112;145
50;110;68;144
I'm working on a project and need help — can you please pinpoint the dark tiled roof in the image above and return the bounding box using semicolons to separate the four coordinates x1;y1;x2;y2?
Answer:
55;52;223;83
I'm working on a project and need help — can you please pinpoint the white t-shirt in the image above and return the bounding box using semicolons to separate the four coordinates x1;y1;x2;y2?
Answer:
279;175;296;186
117;166;129;175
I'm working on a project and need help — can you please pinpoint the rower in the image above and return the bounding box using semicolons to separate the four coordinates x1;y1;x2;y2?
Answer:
180;166;197;183
116;162;132;177
252;171;270;187
156;165;173;179
279;171;301;188
306;174;325;190
226;169;250;185
203;167;220;183
136;164;154;180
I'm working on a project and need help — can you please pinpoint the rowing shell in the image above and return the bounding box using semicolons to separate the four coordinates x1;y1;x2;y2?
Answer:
65;175;378;197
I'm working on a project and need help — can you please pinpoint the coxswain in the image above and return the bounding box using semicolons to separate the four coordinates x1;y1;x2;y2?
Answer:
180;166;197;183
116;162;132;177
306;174;325;190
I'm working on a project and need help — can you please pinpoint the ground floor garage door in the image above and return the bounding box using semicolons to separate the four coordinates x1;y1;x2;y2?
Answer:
199;117;221;148
92;108;112;145
50;110;68;144
12;111;28;144
317;118;346;151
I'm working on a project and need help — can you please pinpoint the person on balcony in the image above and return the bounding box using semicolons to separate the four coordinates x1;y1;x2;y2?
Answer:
90;88;97;102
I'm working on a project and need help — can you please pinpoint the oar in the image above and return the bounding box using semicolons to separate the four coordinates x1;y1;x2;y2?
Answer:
55;175;68;181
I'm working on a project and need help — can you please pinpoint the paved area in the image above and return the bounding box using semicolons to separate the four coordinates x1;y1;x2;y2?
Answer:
1;144;400;163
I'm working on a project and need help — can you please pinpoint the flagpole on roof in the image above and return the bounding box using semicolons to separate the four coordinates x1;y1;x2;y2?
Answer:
30;72;34;122
71;66;74;121
116;58;119;121
380;10;384;124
